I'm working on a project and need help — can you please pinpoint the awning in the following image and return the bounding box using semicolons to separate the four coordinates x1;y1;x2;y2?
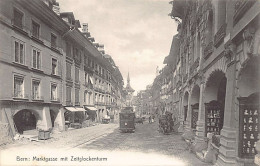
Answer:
85;106;97;111
75;107;86;112
65;107;78;112
65;107;86;112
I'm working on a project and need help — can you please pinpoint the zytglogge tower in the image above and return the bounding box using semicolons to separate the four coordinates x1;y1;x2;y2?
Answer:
124;72;135;106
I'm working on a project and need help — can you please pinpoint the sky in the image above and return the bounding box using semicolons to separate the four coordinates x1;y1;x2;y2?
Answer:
58;0;178;94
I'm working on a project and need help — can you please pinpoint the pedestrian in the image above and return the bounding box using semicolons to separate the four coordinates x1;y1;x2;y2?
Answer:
149;116;151;123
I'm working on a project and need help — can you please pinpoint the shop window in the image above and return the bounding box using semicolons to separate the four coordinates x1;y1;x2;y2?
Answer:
32;48;41;69
32;21;40;39
14;40;25;64
14;75;24;98
13;8;23;28
32;80;40;100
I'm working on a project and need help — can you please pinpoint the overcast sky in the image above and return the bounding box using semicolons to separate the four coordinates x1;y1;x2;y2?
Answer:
58;0;178;94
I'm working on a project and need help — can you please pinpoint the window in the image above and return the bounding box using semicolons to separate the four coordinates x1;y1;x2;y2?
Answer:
14;75;24;98
32;48;41;69
14;40;25;64
85;73;89;85
32;21;40;39
84;55;88;65
51;58;57;75
66;86;71;104
66;62;71;80
75;88;79;105
51;83;57;101
51;33;57;48
13;8;23;28
32;80;40;100
75;67;79;83
88;58;91;67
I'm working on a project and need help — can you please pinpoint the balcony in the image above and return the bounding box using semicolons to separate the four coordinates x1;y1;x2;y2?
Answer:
233;0;256;25
214;23;226;48
204;41;213;59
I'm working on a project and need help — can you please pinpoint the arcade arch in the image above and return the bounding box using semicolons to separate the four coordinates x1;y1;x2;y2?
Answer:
13;109;39;134
204;70;227;136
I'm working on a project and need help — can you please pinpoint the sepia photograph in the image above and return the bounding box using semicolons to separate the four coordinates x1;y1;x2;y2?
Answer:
0;0;260;165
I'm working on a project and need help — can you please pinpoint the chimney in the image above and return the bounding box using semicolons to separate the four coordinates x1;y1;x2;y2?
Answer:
82;23;88;32
52;3;60;16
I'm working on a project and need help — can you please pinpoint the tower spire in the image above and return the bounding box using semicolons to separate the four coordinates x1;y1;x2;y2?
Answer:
127;72;130;84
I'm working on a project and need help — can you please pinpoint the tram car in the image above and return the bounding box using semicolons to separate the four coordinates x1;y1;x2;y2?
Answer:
119;107;135;133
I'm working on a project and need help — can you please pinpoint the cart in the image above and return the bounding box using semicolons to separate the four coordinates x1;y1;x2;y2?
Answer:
159;112;174;134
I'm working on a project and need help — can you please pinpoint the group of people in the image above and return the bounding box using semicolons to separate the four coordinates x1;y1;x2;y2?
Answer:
148;115;155;123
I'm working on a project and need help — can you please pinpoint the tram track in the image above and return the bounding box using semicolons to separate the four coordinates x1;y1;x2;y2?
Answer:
69;125;118;149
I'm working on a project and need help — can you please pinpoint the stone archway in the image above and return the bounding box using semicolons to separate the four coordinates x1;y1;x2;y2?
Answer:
13;109;38;134
204;70;227;136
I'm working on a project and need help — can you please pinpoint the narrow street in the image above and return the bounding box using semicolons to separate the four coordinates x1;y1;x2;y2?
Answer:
1;120;212;166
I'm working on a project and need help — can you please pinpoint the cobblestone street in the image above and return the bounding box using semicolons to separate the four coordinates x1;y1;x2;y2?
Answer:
1;120;212;166
80;120;212;166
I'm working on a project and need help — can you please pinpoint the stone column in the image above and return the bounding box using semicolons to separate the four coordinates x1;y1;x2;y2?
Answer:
37;107;52;131
193;82;208;152
56;108;65;131
216;41;237;166
182;92;194;140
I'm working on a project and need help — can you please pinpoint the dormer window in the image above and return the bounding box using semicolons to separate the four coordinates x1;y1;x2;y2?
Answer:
13;8;23;29
32;21;40;39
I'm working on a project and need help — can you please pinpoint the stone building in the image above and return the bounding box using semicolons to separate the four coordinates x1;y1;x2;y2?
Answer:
169;0;260;165
0;0;125;141
0;0;68;136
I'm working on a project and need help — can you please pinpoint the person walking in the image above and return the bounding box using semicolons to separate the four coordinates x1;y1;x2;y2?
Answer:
149;116;151;123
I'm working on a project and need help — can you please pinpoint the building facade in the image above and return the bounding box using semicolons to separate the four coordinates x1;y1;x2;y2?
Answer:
0;0;125;143
169;0;260;165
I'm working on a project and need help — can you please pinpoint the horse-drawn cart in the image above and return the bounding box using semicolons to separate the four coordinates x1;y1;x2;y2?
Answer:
159;112;176;134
